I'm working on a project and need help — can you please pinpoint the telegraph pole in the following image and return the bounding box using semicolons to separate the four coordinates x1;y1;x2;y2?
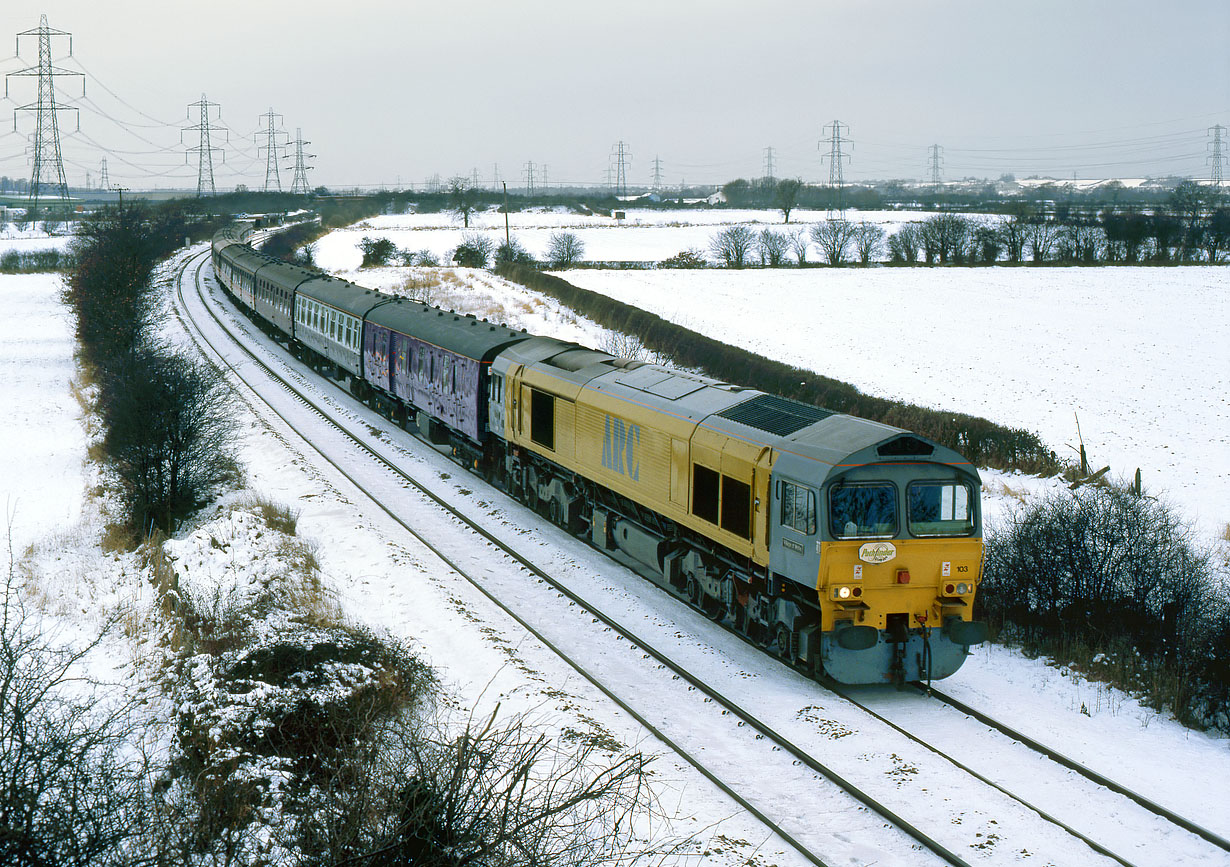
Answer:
286;127;314;195
8;15;82;215
183;94;226;197
256;107;288;192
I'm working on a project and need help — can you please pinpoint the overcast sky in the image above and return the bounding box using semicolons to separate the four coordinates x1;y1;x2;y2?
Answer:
1;1;1227;192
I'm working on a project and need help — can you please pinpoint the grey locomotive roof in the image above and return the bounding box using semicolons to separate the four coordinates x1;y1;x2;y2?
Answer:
295;275;390;318
367;299;535;362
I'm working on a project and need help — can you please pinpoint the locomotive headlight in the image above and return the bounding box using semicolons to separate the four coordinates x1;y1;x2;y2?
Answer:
836;586;852;600
957;582;972;595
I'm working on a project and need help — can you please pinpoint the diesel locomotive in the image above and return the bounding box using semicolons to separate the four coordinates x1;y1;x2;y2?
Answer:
211;225;988;684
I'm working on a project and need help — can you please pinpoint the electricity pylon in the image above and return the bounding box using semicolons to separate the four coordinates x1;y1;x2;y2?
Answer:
183;94;226;197
286;128;314;195
257;107;288;192
7;15;83;214
820;120;850;216
1209;125;1227;190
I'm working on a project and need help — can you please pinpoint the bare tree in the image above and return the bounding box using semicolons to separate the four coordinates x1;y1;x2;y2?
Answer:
852;221;886;265
756;228;791;266
809;219;857;265
789;227;809;265
1026;219;1062;263
887;223;922;263
546;231;585;268
447;176;481;228
918;213;973;264
102;348;239;532
999;213;1031;263
774;177;803;224
708;226;755;268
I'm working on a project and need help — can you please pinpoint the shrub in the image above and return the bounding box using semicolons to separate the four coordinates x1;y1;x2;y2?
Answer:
495;237;535;265
0;567;149;866
359;236;397;267
657;249;707;269
451;233;494;268
981;485;1230;729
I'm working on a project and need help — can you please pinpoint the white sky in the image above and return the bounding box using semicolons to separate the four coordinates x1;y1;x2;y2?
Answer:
1;1;1228;191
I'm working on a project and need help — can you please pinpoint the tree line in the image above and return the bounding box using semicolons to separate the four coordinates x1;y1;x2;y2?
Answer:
705;188;1230;268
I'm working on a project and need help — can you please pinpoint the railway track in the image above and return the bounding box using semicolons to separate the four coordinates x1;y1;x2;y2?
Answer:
169;245;1225;867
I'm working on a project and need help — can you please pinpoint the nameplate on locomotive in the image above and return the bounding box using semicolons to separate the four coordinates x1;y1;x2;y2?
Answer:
858;541;897;564
781;537;804;554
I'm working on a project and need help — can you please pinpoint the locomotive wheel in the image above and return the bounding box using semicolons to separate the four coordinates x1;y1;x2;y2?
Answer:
774;626;793;660
685;576;701;606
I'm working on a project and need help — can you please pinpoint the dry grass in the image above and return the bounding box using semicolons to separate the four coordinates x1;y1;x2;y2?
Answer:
233;493;300;536
101;521;142;554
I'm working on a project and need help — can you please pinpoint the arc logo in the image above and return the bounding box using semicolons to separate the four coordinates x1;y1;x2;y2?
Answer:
601;415;641;481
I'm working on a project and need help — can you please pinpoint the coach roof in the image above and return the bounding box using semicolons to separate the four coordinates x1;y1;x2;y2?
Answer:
366;298;534;361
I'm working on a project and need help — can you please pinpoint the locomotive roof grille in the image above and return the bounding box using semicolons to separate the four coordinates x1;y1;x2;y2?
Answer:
717;393;834;436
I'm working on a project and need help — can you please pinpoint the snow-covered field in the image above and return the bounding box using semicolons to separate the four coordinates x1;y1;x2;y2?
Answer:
314;206;942;267
314;208;1229;545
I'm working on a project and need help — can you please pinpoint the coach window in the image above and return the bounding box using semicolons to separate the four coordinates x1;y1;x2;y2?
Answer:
692;464;720;525
530;388;555;450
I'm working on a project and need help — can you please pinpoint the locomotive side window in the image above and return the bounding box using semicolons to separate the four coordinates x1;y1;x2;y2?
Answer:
692;464;720;525
907;481;975;537
830;483;897;538
721;475;752;539
530;388;555;450
780;481;817;535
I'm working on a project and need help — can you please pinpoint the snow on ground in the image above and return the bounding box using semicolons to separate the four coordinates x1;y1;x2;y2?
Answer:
0;224;75;253
552;267;1230;541
3;226;1228;863
313;209;1228;543
314;206;944;267
0;272;86;555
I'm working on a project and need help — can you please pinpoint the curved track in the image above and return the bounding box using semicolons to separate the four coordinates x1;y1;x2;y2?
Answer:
170;244;1228;867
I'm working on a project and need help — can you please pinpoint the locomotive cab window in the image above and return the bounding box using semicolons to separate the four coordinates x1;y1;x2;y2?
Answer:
780;481;817;535
907;481;975;537
830;483;897;539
